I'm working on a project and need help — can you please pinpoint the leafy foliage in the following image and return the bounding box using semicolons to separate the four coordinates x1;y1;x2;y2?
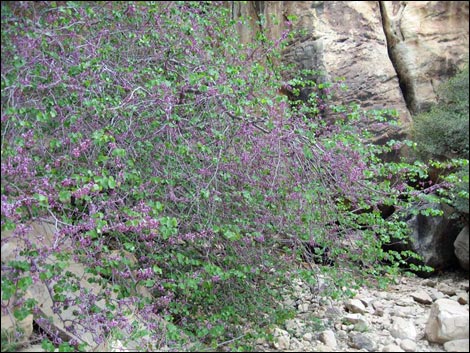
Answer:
0;1;456;351
411;65;469;215
412;65;469;160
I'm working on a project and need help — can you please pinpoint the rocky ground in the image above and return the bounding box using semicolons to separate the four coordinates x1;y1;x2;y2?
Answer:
8;264;469;352
255;269;469;352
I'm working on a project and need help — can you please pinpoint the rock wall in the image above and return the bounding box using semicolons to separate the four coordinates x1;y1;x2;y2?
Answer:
380;1;469;115
230;1;469;122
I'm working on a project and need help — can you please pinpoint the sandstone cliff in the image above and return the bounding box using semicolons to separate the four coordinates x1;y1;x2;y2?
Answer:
230;1;469;125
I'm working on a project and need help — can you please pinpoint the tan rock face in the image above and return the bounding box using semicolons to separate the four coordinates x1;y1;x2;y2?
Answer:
230;1;469;126
380;1;469;115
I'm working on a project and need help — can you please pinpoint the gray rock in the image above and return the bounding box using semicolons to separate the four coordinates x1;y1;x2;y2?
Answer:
273;328;290;350
302;332;314;342
443;339;470;352
410;290;433;305
345;298;367;314
457;293;469;305
349;333;376;351
422;279;437;287
1;313;34;345
319;330;337;348
395;202;461;274
429;288;446;301
285;318;304;337
425;298;470;343
437;283;457;296
289;337;304;351
454;225;469;271
400;338;417;352
298;302;310;313
343;313;365;324
390;317;417;340
382;343;405;352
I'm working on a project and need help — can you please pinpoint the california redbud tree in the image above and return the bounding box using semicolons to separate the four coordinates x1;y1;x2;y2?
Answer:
1;1;455;350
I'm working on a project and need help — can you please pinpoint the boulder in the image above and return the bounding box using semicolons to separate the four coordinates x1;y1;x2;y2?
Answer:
454;225;469;271
425;298;469;343
385;202;461;275
443;339;470;352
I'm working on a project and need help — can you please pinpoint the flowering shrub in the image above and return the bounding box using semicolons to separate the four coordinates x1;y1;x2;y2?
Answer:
1;1;455;350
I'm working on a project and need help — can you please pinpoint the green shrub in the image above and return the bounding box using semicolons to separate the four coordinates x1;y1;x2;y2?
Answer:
412;65;469;160
411;65;469;215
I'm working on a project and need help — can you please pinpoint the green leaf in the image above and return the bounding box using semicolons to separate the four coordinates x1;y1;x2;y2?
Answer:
108;176;116;189
58;342;76;352
152;265;162;275
2;279;15;301
112;148;126;157
35;193;49;207
59;190;71;203
42;340;55;352
17;277;32;291
123;242;135;252
223;230;241;241
13;306;31;321
144;279;155;288
8;260;30;272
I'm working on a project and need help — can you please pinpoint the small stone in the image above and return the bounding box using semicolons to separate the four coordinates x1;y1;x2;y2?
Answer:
254;337;265;345
400;338;417;352
298;303;310;313
437;283;457;296
393;306;414;317
343;313;364;324
285;319;304;337
390;317;417;340
374;307;385;317
273;328;290;350
289;337;303;351
315;343;335;352
396;297;415;306
325;306;342;318
429;288;446;301
349;333;376;351
319;330;337;348
457;293;468;305
354;320;369;332
345;298;367;314
410;290;433;305
382;344;405;352
336;330;348;340
421;279;437;287
302;332;314;342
